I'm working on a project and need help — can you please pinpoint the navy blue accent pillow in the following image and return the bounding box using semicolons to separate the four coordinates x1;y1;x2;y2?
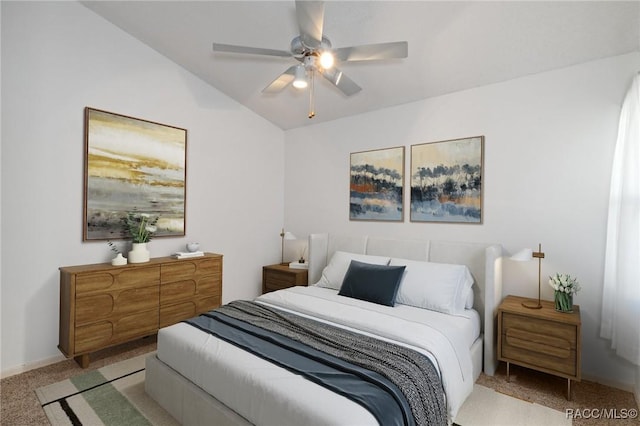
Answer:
338;260;406;306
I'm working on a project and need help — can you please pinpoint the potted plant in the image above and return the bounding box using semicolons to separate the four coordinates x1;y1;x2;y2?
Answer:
548;273;580;313
122;209;158;263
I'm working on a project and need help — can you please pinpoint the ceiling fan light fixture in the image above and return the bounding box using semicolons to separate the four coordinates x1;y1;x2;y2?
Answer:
319;51;334;69
292;65;308;89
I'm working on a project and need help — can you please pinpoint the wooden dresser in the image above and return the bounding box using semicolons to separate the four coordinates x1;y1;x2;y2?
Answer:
262;264;308;294
497;294;581;399
59;253;222;367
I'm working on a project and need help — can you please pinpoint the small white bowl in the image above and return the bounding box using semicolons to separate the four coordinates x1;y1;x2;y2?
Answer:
186;242;200;253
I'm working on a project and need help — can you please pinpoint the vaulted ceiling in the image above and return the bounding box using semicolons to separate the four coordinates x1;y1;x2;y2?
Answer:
82;1;639;130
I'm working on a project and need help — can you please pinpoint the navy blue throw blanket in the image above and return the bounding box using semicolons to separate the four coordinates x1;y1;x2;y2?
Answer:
185;300;446;426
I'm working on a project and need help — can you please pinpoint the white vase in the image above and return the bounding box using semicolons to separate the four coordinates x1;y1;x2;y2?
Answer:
186;242;200;253
128;242;150;263
111;253;127;266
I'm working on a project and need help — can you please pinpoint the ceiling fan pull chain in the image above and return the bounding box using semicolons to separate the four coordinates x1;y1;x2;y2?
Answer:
308;69;316;119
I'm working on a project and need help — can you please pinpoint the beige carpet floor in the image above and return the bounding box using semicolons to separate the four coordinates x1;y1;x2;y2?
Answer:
1;336;638;425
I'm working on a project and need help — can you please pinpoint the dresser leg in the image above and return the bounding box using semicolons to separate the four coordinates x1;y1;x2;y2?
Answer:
74;354;90;368
567;379;571;400
506;362;510;382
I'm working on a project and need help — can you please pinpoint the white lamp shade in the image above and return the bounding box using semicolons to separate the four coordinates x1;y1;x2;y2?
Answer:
511;248;533;261
292;65;308;89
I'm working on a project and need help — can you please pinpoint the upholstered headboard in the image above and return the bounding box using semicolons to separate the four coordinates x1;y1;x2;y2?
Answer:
307;233;503;375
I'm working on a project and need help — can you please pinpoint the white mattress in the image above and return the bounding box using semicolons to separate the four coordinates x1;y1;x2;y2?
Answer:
156;287;478;425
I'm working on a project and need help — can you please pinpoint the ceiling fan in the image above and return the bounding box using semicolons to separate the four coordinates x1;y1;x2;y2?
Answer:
212;0;408;118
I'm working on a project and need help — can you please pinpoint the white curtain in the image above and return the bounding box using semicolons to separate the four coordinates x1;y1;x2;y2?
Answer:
601;73;640;366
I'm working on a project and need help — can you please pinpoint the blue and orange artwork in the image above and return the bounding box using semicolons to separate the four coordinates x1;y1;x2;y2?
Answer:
350;146;404;221
410;136;483;223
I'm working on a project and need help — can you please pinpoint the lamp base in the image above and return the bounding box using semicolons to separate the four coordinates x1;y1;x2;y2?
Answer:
521;300;543;309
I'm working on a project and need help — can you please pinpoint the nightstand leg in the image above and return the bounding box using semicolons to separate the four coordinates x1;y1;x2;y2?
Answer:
567;379;571;400
506;362;510;382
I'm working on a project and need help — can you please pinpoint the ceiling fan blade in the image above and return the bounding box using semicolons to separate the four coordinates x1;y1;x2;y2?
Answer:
212;43;292;58
334;41;408;62
320;67;362;96
262;66;297;93
295;0;324;48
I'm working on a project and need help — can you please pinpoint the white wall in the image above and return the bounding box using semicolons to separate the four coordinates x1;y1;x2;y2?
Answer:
1;1;284;375
284;52;640;389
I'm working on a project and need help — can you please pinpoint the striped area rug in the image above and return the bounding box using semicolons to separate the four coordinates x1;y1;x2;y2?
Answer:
35;354;178;426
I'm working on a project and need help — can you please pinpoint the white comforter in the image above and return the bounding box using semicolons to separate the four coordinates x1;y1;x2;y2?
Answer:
156;286;476;425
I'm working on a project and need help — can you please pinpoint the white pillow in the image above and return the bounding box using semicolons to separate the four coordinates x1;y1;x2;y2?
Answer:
389;258;474;314
465;288;474;309
316;251;391;290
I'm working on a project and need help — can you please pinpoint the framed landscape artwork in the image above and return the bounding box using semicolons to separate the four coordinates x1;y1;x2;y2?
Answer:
410;136;484;223
83;107;187;241
350;146;404;221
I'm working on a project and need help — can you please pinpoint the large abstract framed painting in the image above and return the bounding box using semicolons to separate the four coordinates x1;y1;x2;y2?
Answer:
350;146;404;221
83;108;187;241
410;136;483;223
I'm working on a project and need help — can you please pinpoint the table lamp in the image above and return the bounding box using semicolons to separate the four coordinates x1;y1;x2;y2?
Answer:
512;243;545;309
280;228;296;264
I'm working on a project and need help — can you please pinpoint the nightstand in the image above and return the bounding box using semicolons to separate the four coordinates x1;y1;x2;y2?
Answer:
497;295;581;400
262;264;308;294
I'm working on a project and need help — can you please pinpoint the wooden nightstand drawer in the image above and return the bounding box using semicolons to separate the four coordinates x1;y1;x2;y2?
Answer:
264;281;293;292
502;312;577;346
262;264;308;294
501;312;577;376
265;270;298;286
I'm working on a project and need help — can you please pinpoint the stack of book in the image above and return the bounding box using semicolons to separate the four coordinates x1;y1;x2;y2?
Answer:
173;251;204;259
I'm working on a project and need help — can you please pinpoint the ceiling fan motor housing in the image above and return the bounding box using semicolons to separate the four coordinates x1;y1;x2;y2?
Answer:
291;35;332;61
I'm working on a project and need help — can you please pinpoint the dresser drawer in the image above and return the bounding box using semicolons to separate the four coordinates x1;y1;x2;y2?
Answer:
159;292;221;328
75;266;160;295
501;312;578;376
74;308;158;353
76;284;159;326
161;257;221;282
160;301;197;328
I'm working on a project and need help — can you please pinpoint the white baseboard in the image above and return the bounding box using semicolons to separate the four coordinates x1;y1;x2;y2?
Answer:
1;354;66;379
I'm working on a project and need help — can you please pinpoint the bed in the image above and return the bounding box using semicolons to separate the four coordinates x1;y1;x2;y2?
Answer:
145;234;503;425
